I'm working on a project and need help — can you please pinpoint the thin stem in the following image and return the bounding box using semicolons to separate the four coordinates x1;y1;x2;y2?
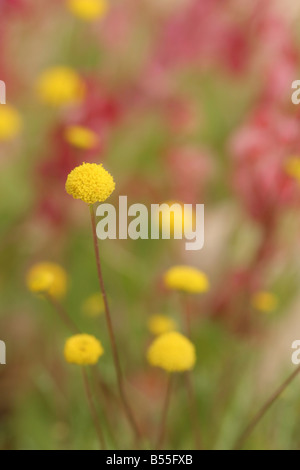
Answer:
82;367;106;450
185;372;202;450
181;294;192;338
181;295;202;449
156;374;173;450
89;204;142;442
45;293;80;334
233;364;300;450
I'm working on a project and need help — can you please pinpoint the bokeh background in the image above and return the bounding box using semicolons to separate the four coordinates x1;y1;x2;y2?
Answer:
2;0;300;450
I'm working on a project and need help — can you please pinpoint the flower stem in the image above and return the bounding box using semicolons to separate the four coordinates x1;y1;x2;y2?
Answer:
89;204;142;442
156;374;173;450
181;295;203;449
185;372;202;449
45;293;80;334
233;364;300;450
82;367;106;450
181;294;192;338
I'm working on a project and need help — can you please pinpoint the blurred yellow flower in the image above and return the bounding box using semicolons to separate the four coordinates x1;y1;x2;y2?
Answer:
147;331;196;372
147;314;177;336
158;201;195;236
0;105;22;141
67;0;108;21
65;162;115;204
64;125;98;150
26;262;67;299
164;265;209;294
64;334;104;365
284;157;300;181
82;293;104;317
36;66;85;107
252;291;278;313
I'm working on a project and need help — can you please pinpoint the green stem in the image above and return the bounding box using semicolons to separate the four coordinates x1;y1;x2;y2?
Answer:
82;367;106;450
89;204;142;443
233;364;300;450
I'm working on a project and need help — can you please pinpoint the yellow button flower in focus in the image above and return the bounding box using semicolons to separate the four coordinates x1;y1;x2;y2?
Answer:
0;105;22;141
67;0;108;21
164;265;209;294
147;331;196;372
64;125;99;150
36;66;85;107
252;291;278;313
64;334;104;365
147;314;177;336
26;262;67;299
65;162;115;204
82;293;104;317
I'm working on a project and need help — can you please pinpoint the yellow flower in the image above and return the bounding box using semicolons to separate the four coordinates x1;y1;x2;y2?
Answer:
67;0;108;21
0;105;22;141
64;125;98;150
65;162;115;204
252;291;278;313
147;314;177;336
36;66;85;107
26;262;67;299
284;157;300;181
147;331;196;372
64;334;104;365
82;293;104;317
158;201;195;237
164;265;209;294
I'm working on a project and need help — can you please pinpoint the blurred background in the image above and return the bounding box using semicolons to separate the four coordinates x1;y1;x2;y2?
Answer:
1;0;300;450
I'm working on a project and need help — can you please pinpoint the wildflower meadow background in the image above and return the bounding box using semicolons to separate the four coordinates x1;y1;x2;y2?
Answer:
2;0;300;451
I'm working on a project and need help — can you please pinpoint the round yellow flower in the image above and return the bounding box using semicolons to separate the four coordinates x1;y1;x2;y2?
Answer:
147;314;177;336
252;291;278;313
65;162;115;204
67;0;108;21
147;331;196;372
64;334;104;365
64;125;98;150
285;157;300;181
158;201;195;237
0;105;22;141
82;293;104;317
164;265;209;294
26;262;67;299
36;66;85;107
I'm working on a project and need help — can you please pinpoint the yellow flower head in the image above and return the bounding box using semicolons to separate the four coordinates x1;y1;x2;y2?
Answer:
284;157;300;181
36;66;85;107
64;334;104;365
0;105;22;141
252;291;278;313
65;162;115;204
158;201;195;237
64;125;98;150
164;265;209;294
67;0;108;21
26;262;67;299
147;331;196;372
82;293;104;317
147;314;177;336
